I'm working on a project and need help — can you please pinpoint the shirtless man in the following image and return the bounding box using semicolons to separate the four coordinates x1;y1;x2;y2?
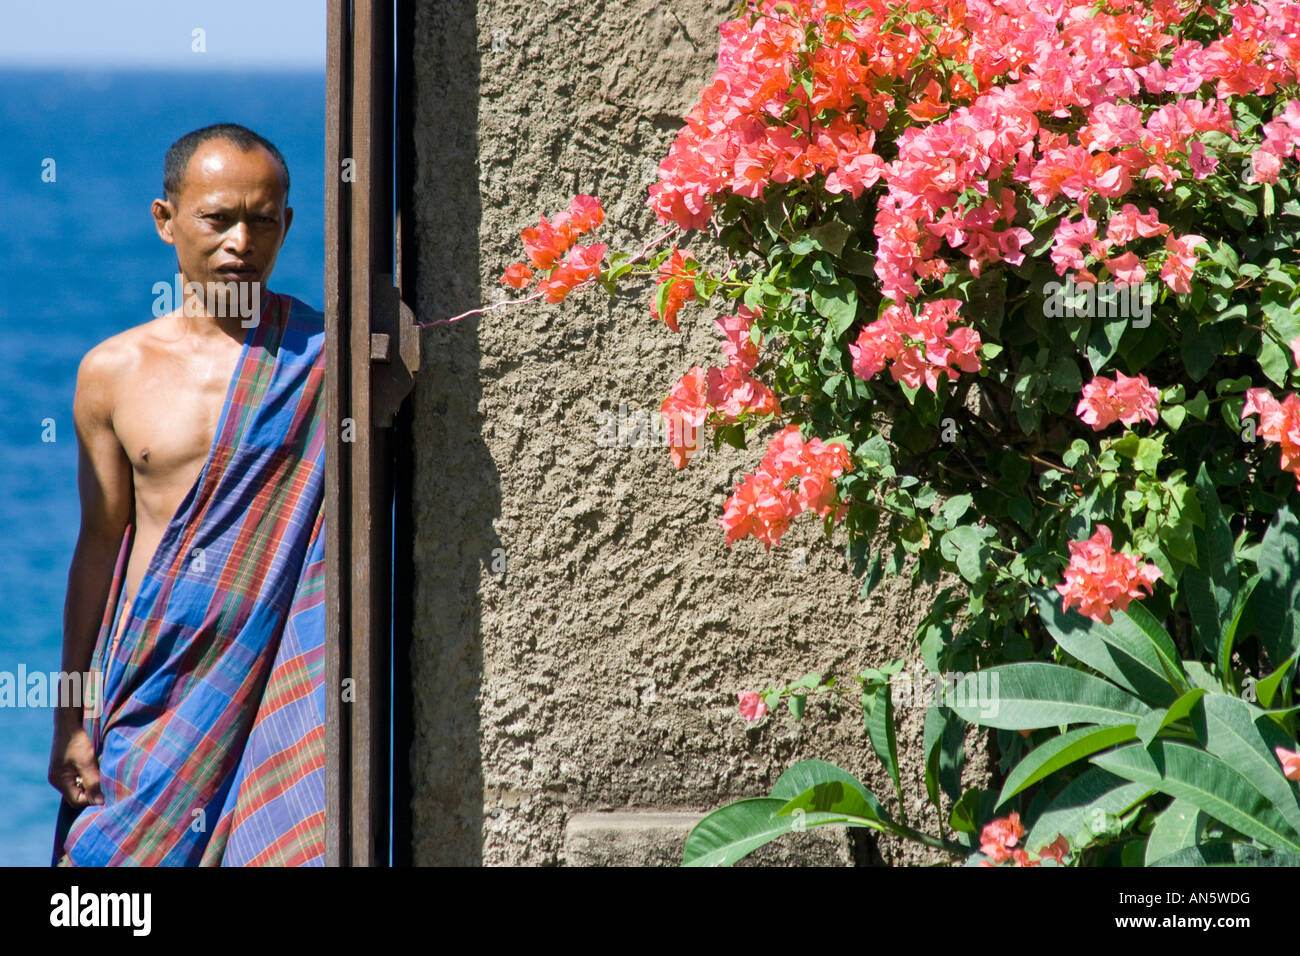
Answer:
48;124;294;814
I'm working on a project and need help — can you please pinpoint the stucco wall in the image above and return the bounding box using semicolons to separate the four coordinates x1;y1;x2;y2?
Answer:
407;0;986;865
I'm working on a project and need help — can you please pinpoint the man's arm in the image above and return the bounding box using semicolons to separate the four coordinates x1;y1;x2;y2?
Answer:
48;343;133;808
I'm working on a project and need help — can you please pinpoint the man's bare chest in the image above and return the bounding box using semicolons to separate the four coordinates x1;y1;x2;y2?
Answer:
112;342;244;520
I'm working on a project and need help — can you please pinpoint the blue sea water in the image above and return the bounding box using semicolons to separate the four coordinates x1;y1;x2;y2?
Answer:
0;69;324;865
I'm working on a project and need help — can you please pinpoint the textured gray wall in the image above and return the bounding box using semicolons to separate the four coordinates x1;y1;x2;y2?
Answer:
408;0;984;865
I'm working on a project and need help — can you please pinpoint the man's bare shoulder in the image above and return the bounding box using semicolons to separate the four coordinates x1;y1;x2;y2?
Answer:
75;316;174;418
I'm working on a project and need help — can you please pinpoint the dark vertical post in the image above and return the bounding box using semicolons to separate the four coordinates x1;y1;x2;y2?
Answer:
390;0;417;867
324;0;352;868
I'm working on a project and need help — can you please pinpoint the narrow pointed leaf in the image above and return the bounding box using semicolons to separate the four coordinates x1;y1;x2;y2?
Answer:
997;724;1137;808
939;662;1152;729
1092;740;1300;852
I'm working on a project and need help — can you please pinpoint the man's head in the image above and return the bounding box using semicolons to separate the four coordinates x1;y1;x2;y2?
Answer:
152;123;294;316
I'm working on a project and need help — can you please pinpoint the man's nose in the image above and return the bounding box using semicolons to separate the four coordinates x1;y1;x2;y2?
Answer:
225;221;252;254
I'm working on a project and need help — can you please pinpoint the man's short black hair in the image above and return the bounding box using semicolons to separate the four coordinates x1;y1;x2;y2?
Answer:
163;123;290;204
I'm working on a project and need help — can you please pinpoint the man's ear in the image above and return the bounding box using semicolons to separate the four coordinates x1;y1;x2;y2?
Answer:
151;197;176;246
282;205;294;241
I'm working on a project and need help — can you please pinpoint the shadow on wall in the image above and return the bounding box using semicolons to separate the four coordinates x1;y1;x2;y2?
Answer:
409;0;499;865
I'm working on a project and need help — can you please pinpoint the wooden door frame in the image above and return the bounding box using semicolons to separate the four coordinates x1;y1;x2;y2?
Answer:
325;0;419;867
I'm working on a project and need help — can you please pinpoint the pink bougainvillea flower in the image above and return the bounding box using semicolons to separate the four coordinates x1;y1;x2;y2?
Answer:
650;248;697;333
1056;524;1163;624
1106;204;1169;244
1275;746;1300;781
979;812;1025;865
738;692;767;722
1037;834;1070;864
565;194;605;233
716;306;761;373
501;262;534;289
1159;233;1206;294
520;214;577;271
719;470;798;550
661;367;710;469
1103;251;1146;287
1076;371;1160;430
1241;388;1300;486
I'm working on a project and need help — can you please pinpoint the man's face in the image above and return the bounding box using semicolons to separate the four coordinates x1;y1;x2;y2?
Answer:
152;138;293;311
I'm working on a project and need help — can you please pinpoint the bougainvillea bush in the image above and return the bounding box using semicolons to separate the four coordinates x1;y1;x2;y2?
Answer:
500;0;1300;864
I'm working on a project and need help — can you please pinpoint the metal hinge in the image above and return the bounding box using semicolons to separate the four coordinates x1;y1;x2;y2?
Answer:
369;273;421;427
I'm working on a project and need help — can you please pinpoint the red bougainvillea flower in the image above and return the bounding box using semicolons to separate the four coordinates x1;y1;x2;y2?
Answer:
738;692;768;721
1076;371;1160;430
979;812;1025;865
1243;387;1300;487
1159;233;1206;294
716;306;761;373
719;471;799;549
1037;834;1070;864
520;214;578;271
848;299;981;392
535;243;607;303
661;366;710;469
1056;524;1162;624
650;248;697;332
1275;745;1300;781
720;425;852;549
564;194;605;233
501;262;534;289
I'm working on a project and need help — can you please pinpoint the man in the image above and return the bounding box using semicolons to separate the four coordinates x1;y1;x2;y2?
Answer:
48;124;327;865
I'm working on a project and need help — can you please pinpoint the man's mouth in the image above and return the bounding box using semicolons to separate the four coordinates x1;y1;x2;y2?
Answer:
216;265;260;280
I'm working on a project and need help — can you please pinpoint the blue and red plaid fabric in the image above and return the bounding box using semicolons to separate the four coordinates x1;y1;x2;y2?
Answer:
53;292;326;866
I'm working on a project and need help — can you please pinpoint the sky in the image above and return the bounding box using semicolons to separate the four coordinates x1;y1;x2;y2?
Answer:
0;0;325;71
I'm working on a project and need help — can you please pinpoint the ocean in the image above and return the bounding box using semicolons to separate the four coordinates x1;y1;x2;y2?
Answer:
0;68;325;865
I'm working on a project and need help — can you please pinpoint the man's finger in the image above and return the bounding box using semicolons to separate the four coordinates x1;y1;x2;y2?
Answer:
75;764;104;806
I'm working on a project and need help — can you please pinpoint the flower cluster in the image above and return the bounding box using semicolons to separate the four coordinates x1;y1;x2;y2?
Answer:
978;814;1070;866
660;306;780;468
501;195;607;303
719;425;852;550
1076;371;1161;431
848;299;982;393
1242;387;1300;488
1056;525;1163;624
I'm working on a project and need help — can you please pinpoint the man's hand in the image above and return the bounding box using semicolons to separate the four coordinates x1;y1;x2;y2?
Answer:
49;718;104;808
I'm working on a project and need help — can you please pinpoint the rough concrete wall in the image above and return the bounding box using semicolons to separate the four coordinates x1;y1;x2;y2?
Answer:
408;0;986;865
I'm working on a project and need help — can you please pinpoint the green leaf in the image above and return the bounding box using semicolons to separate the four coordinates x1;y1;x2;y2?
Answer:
1092;740;1300;852
1183;463;1238;659
1256;650;1299;709
1144;800;1204;865
949;788;981;834
1025;767;1152;851
769;759;889;823
811;277;858;338
1149;843;1300;866
788;694;806;719
866;683;904;819
1136;688;1207;746
1251;504;1300;667
1032;589;1185;705
923;704;965;806
997;724;1138;809
1201;694;1300;843
682;798;794;866
939;662;1152;729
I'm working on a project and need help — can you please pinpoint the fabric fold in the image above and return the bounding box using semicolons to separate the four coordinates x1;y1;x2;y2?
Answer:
53;292;326;866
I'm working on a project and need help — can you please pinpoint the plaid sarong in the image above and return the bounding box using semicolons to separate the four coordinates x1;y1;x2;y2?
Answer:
53;291;326;866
